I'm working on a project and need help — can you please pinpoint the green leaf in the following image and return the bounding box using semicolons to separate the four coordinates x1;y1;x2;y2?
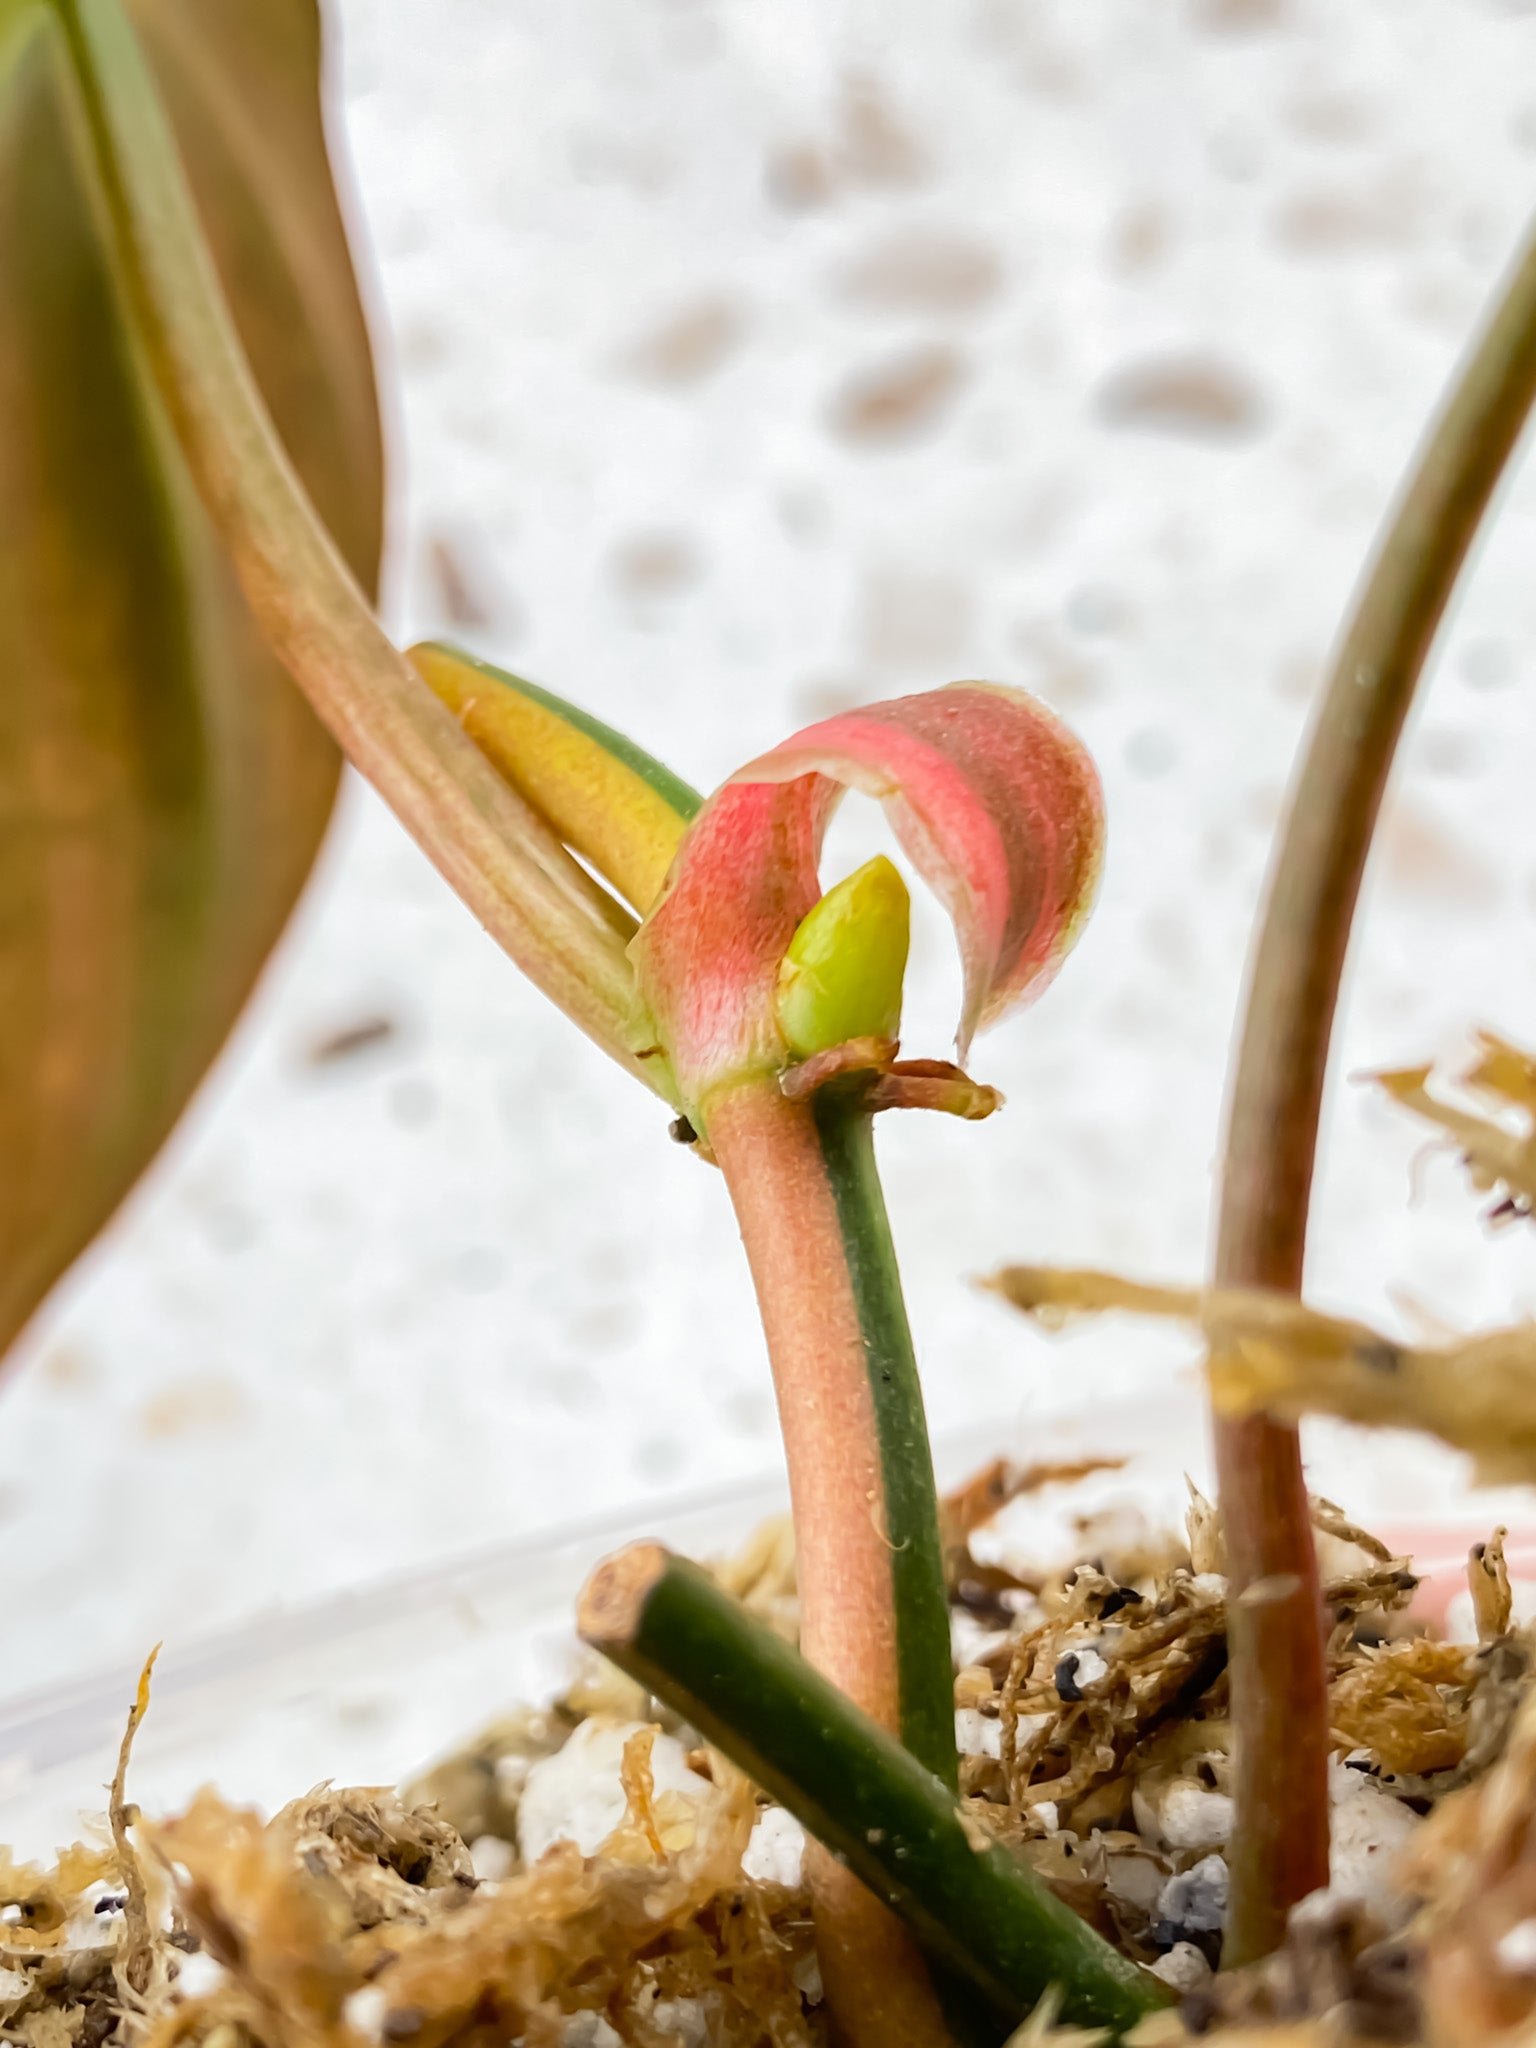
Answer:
0;0;382;1358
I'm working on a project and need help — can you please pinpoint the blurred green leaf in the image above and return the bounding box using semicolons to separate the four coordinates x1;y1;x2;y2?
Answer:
0;0;382;1358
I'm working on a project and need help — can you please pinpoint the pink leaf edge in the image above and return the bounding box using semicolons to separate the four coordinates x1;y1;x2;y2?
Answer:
633;683;1104;1112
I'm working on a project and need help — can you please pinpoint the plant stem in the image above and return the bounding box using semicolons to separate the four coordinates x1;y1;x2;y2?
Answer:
580;1542;1168;2042
57;0;663;1094
812;1091;958;1782
710;1080;955;1776
706;1076;956;2043
1214;215;1536;1963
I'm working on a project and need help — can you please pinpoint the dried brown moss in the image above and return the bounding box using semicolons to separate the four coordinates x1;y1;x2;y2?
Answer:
4;1768;818;2048
1373;1031;1536;1226
11;1466;1534;2048
990;1259;1536;1488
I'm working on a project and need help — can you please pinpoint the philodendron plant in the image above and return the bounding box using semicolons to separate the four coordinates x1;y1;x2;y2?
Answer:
11;1;1536;2043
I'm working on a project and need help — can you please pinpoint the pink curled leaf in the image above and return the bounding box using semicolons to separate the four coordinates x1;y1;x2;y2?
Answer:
632;682;1104;1117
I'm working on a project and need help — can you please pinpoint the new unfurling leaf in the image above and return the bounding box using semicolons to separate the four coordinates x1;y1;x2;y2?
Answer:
633;683;1104;1128
777;855;911;1060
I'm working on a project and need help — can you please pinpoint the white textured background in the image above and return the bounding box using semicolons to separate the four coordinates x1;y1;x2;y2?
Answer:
10;0;1536;1700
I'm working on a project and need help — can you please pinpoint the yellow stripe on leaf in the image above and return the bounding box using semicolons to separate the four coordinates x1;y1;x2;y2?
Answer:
410;642;700;916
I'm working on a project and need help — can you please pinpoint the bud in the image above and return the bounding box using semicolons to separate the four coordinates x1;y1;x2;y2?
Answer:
777;856;910;1059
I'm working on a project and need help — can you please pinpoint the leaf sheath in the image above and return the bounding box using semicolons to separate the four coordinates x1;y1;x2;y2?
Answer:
57;0;660;1092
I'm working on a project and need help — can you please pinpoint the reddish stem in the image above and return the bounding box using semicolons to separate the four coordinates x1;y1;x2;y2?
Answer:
1209;1419;1328;1963
708;1078;953;2048
711;1082;905;1727
1214;216;1536;1962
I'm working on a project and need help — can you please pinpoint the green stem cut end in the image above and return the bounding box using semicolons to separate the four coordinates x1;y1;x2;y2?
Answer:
579;1541;1169;2042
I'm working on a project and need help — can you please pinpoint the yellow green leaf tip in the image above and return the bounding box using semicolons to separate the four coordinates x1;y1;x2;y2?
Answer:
777;856;911;1060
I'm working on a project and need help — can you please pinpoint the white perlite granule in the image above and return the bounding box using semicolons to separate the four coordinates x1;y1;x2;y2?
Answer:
741;1805;806;1888
517;1718;711;1863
